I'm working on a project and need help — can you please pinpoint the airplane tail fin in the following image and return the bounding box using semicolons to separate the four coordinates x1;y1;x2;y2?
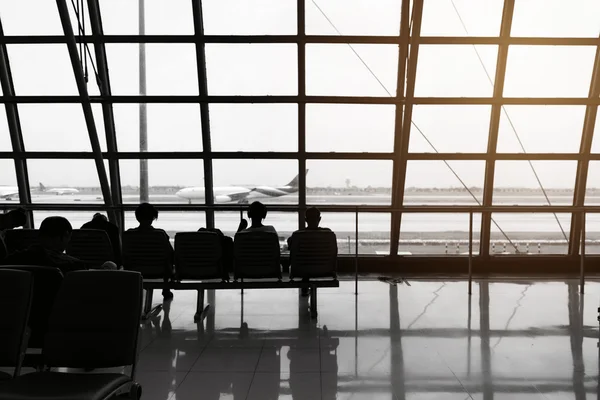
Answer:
285;169;308;188
39;182;46;191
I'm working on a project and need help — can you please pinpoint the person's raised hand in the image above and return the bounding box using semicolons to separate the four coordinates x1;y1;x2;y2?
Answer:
237;218;248;232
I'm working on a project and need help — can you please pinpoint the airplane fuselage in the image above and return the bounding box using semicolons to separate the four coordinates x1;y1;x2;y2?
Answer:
176;185;297;203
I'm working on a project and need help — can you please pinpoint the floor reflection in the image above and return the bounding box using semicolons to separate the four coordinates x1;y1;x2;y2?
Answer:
135;279;600;400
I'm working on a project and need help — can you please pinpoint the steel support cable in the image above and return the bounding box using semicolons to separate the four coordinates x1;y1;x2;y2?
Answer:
310;0;520;251
450;0;569;243
69;0;99;84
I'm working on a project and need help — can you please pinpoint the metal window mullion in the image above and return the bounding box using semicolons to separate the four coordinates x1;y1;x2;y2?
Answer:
298;0;306;230
479;0;515;258
56;0;113;208
568;40;600;255
0;19;31;212
87;0;122;228
192;0;214;229
393;0;425;257
390;0;412;258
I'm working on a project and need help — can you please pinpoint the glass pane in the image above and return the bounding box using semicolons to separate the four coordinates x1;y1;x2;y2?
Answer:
493;161;577;205
415;45;497;97
404;161;485;205
206;44;297;95
20;104;107;152
589;111;600;153
305;0;401;36
504;46;595;98
315;212;390;255
120;159;204;204
0;2;63;35
106;44;198;95
212;160;298;204
210;104;297;152
585;213;600;254
100;0;194;35
27;159;101;203
306;104;395;152
421;0;504;37
203;0;296;35
306;160;392;205
409;105;491;153
0;159;18;204
0;109;11;151
33;211;103;231
399;213;482;255
490;213;571;255
497;106;585;153
306;44;398;97
585;161;600;205
114;104;202;152
512;0;600;38
124;211;206;239
8;45;78;95
215;211;298;252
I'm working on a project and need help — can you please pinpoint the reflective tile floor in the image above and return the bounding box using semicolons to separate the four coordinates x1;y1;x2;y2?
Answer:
134;279;600;399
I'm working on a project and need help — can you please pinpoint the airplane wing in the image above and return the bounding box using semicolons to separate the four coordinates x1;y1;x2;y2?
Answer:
0;190;18;199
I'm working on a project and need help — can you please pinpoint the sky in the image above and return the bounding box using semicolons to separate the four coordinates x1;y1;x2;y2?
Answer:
1;0;600;191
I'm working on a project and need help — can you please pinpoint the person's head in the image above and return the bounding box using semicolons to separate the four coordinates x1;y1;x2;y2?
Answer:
92;213;108;222
305;207;321;229
248;201;267;225
39;216;73;252
135;203;158;226
5;208;27;229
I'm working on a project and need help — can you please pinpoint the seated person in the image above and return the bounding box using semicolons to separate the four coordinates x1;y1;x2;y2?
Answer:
238;201;278;235
0;207;27;234
81;213;122;265
128;203;174;299
1;216;117;273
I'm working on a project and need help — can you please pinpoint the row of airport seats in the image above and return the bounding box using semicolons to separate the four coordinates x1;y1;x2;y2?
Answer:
0;268;143;400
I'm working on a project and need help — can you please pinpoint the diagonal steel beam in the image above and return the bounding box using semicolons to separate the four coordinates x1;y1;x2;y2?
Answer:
55;0;113;210
87;0;122;227
192;0;215;228
480;0;515;257
0;18;32;215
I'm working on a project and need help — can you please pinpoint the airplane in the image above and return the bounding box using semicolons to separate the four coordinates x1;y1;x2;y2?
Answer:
0;186;19;200
38;182;79;195
176;170;307;204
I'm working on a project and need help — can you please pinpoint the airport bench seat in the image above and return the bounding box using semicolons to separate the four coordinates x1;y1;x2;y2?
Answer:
66;229;115;268
4;229;39;254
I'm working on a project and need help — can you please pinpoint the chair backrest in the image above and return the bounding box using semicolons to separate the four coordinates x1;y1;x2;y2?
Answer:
0;265;63;350
175;232;223;280
66;229;115;267
0;269;33;374
289;230;337;279
4;229;39;254
234;231;281;280
122;230;173;279
43;270;142;369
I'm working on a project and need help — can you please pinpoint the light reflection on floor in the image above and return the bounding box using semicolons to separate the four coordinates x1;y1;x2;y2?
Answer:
133;279;600;399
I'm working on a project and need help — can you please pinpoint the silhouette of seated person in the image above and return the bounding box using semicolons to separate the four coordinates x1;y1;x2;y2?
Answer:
81;212;122;266
127;203;174;299
0;207;27;232
2;216;88;273
238;201;278;235
288;207;337;295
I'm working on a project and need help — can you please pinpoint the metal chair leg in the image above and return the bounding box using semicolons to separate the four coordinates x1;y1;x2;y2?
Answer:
194;289;210;322
310;285;318;319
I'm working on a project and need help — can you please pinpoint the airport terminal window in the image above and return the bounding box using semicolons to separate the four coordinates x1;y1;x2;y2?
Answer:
32;211;101;231
205;44;297;96
106;44;198;96
399;213;482;255
589;112;600;153
20;104;108;152
496;106;585;154
0;160;17;205
124;211;206;238
415;45;498;98
0;110;11;152
420;0;503;37
306;44;398;97
493;161;577;206
409;105;491;153
585;213;600;254
504;46;595;98
0;2;64;36
306;104;395;153
203;0;296;35
210;104;297;152
404;161;485;205
113;104;202;152
306;160;392;206
585;161;600;206
305;0;401;36
120;159;204;204
490;213;572;255
100;0;194;35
